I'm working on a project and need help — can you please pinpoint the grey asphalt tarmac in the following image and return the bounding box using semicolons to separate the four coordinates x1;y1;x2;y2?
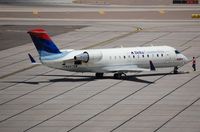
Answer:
0;4;200;132
0;25;85;50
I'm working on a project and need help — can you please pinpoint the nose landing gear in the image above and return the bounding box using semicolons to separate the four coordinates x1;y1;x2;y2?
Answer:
173;66;178;74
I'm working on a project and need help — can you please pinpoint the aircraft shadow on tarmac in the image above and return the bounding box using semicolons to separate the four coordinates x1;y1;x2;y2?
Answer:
3;72;188;85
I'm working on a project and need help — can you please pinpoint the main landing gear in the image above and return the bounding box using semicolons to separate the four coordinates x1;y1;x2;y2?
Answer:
113;72;126;79
95;72;126;79
95;73;104;78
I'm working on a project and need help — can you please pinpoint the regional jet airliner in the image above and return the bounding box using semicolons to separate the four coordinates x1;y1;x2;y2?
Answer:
27;29;188;78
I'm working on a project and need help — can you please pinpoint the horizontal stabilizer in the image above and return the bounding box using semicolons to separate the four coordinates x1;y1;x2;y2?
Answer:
28;53;41;65
28;53;36;63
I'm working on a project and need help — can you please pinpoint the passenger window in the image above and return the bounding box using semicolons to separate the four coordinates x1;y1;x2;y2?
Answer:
161;54;163;57
124;56;126;59
133;55;135;58
157;54;159;57
142;55;144;58
147;54;149;57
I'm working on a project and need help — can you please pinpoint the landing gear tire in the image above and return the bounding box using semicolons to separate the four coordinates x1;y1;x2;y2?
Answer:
95;73;104;78
114;73;123;79
173;66;178;74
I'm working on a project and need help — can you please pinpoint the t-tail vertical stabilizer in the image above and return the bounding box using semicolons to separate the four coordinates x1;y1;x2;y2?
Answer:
27;29;61;57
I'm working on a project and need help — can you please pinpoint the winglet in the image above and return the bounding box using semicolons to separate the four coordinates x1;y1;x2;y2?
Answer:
28;53;36;63
149;60;156;71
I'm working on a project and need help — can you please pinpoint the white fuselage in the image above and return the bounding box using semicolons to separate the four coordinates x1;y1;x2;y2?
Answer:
40;46;188;73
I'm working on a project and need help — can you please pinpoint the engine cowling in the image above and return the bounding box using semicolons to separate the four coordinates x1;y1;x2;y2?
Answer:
74;52;89;63
74;50;102;63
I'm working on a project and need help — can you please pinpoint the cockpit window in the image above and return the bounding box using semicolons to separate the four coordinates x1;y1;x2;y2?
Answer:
175;50;180;54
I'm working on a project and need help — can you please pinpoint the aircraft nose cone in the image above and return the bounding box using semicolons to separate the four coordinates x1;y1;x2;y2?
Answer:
183;55;189;64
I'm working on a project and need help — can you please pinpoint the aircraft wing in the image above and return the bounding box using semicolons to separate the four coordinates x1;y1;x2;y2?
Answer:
102;61;156;72
102;65;151;72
